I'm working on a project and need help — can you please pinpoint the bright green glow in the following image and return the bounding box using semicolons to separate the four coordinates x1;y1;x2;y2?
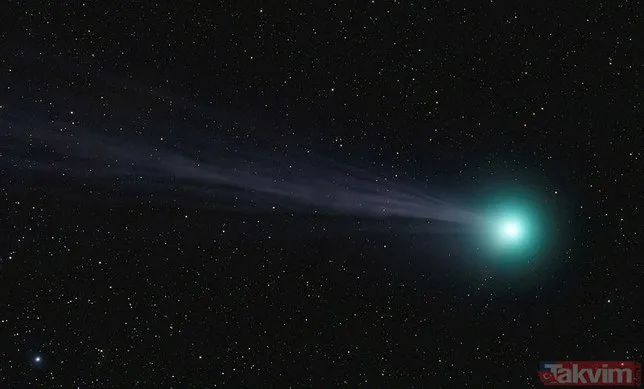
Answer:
483;202;542;262
492;214;530;249
501;220;521;240
473;185;554;269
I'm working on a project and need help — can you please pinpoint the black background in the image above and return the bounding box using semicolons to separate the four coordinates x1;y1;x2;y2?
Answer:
1;1;642;387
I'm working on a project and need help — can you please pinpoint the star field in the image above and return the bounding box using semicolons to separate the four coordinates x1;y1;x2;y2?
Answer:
1;1;642;387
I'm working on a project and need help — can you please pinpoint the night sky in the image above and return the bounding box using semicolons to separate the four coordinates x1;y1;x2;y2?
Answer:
1;1;642;388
